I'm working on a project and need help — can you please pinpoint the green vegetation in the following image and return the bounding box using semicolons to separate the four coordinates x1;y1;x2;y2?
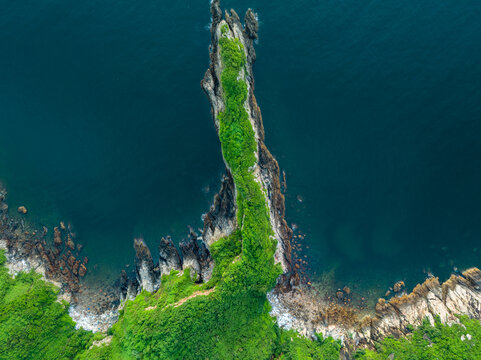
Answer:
0;250;95;359
355;316;481;360
276;331;341;360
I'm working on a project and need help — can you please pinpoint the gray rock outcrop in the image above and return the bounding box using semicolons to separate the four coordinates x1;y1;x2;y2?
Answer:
133;238;160;293
158;235;182;276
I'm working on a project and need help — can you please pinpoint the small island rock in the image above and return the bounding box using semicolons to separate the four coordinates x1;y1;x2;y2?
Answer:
17;206;27;214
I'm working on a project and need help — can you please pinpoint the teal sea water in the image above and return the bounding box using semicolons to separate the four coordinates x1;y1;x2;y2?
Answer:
1;0;480;297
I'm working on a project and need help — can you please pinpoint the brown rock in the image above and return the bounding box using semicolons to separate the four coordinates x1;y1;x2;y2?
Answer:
53;247;61;257
66;235;75;250
393;281;405;293
72;260;80;275
53;227;62;246
375;298;387;312
17;206;27;214
67;255;76;268
79;264;87;277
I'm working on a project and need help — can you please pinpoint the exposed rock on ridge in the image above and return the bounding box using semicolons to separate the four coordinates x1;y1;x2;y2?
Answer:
202;174;237;247
120;228;213;300
158;235;182;275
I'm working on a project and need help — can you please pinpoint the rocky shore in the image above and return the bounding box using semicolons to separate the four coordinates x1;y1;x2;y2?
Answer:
0;185;118;332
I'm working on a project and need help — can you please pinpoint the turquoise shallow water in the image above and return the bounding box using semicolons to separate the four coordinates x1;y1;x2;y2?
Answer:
1;0;481;297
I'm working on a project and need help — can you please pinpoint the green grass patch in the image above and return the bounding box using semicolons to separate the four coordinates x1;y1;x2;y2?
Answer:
0;250;94;359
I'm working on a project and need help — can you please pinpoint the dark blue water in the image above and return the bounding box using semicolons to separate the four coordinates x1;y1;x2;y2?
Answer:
1;0;480;295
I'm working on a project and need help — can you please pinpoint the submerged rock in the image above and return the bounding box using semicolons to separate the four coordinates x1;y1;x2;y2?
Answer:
79;264;87;277
393;280;405;293
53;227;62;246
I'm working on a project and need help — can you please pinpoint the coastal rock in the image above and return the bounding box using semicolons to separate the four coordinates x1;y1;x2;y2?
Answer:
202;174;237;247
53;227;62;246
393;280;405;293
72;260;80;275
17;206;27;214
179;232;202;280
66;235;75;250
133;238;160;293
78;263;87;277
158;235;182;276
67;255;76;269
119;269;139;303
0;202;8;213
244;9;258;40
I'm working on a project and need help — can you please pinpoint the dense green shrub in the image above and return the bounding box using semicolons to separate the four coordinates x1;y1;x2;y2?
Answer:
0;251;93;359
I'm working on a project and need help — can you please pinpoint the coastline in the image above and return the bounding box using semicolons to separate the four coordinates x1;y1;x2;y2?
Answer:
0;1;480;357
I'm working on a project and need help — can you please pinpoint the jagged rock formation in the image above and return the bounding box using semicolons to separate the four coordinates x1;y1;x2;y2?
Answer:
179;234;202;278
180;228;212;282
202;174;236;247
201;0;297;288
133;238;160;293
121;228;213;297
119;269;140;303
158;235;182;275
